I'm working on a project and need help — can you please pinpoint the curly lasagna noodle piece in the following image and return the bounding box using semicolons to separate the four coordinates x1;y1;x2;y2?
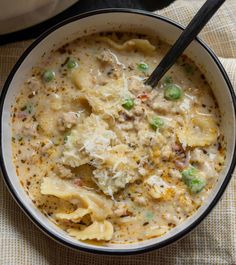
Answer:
177;114;219;147
73;71;133;118
62;114;140;196
95;36;156;55
41;175;113;240
62;114;117;167
68;220;114;241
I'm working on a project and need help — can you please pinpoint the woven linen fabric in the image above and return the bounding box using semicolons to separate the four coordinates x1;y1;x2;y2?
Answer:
0;1;236;264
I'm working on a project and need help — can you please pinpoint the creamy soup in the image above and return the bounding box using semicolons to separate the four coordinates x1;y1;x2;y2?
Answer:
11;32;225;245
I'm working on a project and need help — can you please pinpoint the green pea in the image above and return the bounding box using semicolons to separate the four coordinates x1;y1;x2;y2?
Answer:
163;75;173;85
182;166;206;193
182;166;197;178
188;178;206;193
150;116;164;130
66;58;79;69
138;62;149;71
122;98;134;110
42;69;55;82
164;84;182;100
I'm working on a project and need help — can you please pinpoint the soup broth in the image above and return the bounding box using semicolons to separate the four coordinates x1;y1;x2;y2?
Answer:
11;32;225;244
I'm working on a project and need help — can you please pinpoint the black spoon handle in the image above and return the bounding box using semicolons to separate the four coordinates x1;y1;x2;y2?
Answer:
145;0;226;88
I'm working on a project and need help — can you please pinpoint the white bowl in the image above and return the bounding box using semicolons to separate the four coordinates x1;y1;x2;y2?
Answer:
1;9;236;255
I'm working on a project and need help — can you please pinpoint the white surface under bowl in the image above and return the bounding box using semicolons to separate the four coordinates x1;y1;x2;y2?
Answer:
0;9;236;255
0;0;77;34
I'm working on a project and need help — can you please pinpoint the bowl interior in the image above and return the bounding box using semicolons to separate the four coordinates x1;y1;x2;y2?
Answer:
1;10;236;254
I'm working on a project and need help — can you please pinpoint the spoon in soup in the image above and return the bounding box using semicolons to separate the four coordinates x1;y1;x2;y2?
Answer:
145;0;225;88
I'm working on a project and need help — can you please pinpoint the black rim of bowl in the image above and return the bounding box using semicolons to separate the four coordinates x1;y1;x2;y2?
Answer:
1;8;236;255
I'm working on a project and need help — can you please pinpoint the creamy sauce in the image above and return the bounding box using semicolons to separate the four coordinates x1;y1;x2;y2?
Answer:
11;32;225;245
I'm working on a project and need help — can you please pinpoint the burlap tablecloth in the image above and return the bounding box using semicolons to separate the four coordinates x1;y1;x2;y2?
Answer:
0;1;236;264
